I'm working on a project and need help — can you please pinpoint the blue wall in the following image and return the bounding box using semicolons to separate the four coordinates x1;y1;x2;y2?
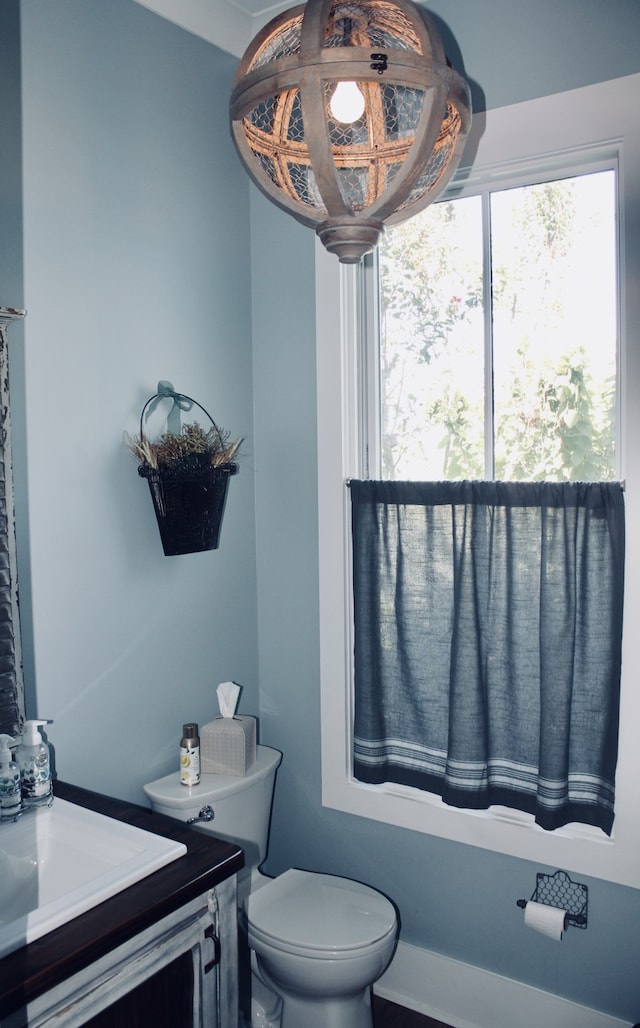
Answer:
250;3;640;1023
424;0;640;113
0;1;23;306
5;0;259;802
3;0;640;1022
250;190;640;1023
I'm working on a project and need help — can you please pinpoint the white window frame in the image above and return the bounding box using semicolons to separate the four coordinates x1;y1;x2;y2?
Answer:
316;73;640;889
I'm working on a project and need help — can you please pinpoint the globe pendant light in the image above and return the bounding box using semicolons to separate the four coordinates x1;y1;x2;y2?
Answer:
229;0;472;263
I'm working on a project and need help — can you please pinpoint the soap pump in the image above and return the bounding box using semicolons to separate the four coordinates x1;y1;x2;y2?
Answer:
17;720;52;806
0;735;21;816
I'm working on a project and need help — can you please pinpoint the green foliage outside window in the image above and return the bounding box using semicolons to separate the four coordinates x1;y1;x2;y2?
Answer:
378;171;617;482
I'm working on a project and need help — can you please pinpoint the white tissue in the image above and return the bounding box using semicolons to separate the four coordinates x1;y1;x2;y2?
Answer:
524;901;568;941
217;681;240;718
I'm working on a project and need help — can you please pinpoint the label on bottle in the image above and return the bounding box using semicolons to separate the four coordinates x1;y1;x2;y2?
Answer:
0;769;21;810
21;751;51;801
180;744;200;786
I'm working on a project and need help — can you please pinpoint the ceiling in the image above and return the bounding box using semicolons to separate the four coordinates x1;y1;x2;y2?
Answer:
133;0;297;57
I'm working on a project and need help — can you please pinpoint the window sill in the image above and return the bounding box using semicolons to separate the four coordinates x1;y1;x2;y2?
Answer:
322;772;623;878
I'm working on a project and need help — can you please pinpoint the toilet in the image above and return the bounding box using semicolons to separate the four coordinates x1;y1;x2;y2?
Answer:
144;746;397;1028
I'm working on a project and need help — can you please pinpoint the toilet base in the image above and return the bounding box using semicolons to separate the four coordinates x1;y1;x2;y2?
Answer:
248;961;283;1028
277;989;373;1028
250;989;374;1028
250;959;375;1028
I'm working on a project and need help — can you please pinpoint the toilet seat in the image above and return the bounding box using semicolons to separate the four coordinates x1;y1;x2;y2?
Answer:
246;869;397;960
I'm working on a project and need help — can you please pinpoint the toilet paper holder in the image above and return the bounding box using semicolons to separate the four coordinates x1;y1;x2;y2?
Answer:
517;870;588;929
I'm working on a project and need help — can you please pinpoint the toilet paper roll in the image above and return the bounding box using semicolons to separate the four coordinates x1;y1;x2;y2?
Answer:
524;900;568;941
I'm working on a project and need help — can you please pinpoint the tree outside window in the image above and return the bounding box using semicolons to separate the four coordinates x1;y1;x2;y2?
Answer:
378;169;617;483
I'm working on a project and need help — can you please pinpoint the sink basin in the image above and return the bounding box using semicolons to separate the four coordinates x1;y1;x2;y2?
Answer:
0;798;187;959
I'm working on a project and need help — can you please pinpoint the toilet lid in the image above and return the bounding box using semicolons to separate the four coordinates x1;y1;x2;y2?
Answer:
246;869;397;954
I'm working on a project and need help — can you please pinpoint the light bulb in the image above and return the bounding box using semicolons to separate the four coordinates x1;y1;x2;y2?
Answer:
329;81;366;124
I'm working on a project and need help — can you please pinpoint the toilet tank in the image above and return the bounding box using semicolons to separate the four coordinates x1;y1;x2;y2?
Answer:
143;745;281;872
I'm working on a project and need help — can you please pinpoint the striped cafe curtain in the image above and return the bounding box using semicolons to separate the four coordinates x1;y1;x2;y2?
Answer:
350;480;625;835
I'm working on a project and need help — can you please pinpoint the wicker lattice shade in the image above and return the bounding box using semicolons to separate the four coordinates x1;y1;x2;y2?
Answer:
230;0;472;263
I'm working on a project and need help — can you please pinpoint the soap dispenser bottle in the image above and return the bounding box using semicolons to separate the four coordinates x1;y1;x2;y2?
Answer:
0;735;21;816
17;720;52;806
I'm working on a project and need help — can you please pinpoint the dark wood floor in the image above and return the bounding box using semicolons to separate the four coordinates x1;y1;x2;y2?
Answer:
372;995;453;1028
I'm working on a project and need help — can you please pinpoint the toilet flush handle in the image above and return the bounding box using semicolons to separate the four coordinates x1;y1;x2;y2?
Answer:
187;805;215;825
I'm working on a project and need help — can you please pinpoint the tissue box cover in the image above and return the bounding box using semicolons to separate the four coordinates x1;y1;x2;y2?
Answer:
201;716;256;776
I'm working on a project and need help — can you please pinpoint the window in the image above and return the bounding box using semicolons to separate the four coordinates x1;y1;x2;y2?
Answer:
316;74;640;888
376;170;618;483
347;166;623;837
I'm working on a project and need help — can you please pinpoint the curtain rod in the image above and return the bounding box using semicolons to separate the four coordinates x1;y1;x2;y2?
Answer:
345;479;626;490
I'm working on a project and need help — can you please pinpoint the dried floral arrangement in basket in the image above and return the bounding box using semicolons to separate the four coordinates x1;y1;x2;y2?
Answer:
126;381;242;556
126;419;241;474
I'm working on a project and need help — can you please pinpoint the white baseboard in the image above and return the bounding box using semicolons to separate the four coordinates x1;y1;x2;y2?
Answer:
374;941;630;1028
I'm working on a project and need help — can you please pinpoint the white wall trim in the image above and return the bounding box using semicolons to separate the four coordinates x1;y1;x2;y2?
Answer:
375;941;630;1028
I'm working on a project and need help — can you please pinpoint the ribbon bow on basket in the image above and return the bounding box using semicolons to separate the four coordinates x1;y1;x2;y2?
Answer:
127;381;241;556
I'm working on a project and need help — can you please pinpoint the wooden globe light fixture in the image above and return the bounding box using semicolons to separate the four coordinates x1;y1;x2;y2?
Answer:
229;0;472;263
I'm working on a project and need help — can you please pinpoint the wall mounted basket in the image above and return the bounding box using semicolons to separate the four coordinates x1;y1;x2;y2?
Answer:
136;385;239;557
